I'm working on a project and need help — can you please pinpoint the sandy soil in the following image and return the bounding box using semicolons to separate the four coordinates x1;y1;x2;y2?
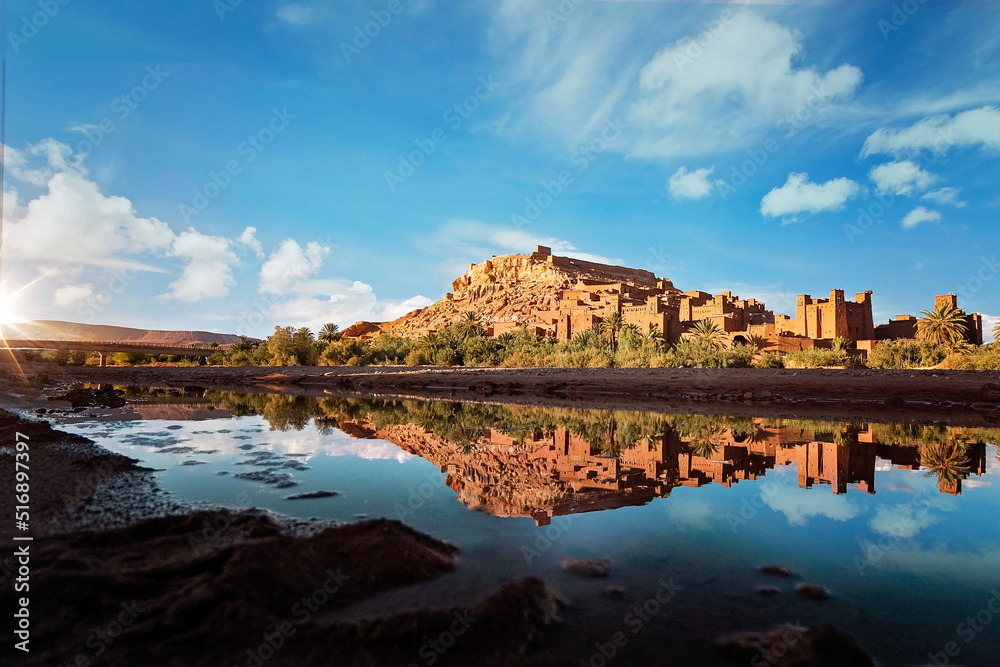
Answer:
6;362;999;426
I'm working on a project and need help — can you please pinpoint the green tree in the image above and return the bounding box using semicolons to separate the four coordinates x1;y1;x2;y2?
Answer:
601;311;624;352
919;441;970;491
831;336;852;353
457;311;483;341
319;323;341;344
687;319;728;350
917;302;968;350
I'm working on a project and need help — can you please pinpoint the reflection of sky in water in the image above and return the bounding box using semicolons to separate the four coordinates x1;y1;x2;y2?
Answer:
59;407;1000;667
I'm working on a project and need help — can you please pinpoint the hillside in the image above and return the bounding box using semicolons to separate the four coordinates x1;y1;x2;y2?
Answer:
0;320;243;347
345;248;665;338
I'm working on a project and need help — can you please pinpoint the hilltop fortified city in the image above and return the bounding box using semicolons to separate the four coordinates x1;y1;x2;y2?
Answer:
345;246;984;357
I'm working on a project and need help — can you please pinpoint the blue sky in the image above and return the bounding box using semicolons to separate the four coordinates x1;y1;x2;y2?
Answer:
2;0;998;337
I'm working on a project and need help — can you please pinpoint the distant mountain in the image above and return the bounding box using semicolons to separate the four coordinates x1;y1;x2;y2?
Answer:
0;320;244;347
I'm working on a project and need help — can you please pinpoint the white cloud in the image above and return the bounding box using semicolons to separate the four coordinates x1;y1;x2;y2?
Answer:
901;206;941;229
869;160;938;196
276;4;317;26
267;283;433;330
7;170;174;271
629;11;863;159
164;230;239;302
764;486;860;527
921;187;966;207
4;139;81;186
668;166;715;201
868;500;952;540
667;500;713;532
239;227;265;258
491;7;863;159
53;284;94;307
861;105;1000;158
760;172;860;220
259;239;329;295
425;219;624;269
983;314;999;342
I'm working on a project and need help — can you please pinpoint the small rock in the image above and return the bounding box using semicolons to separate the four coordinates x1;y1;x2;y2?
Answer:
718;623;874;666
756;585;781;596
286;491;339;500
759;564;794;578
796;583;829;601
563;558;611;578
166;425;183;431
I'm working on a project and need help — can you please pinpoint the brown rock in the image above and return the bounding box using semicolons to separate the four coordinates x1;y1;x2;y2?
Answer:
562;558;612;578
797;583;830;601
718;623;875;666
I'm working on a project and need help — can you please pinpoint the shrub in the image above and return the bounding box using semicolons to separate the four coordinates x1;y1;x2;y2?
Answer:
868;339;947;369
783;348;847;369
657;339;754;368
405;349;425;366
755;352;785;369
322;339;371;365
434;348;458;367
939;344;1000;370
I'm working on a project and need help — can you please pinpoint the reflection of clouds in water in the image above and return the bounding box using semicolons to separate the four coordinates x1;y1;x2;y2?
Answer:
764;486;860;526
875;458;894;472
868;498;954;540
66;417;413;463
865;542;1000;588
884;481;918;494
963;479;991;489
667;500;714;532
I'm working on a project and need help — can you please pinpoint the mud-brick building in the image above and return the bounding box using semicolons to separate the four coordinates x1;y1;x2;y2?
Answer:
874;294;983;345
772;290;875;341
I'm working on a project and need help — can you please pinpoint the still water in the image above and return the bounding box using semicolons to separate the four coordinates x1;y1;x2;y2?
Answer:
54;388;1000;666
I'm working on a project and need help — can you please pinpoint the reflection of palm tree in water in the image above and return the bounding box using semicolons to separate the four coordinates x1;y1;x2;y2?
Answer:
919;440;971;490
689;438;720;460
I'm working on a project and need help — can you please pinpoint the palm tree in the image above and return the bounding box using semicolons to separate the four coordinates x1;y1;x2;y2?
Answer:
919;441;970;491
917;302;968;350
457;311;482;341
495;332;515;347
319;323;341;344
831;336;852;353
601;311;624;352
993;320;1000;343
689;439;720;460
644;324;665;349
688;319;728;350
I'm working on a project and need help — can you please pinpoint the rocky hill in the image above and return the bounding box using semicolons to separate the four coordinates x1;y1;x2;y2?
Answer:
0;320;243;347
344;248;665;338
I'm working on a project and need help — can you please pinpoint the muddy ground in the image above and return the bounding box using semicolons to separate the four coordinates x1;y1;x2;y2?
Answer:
5;362;999;426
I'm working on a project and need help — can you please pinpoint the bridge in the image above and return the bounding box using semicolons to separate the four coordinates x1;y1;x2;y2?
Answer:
0;339;218;367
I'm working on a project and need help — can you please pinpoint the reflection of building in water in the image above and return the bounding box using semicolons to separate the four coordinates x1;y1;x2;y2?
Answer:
482;421;987;525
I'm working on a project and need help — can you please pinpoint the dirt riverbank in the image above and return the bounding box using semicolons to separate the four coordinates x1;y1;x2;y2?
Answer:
4;363;998;426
